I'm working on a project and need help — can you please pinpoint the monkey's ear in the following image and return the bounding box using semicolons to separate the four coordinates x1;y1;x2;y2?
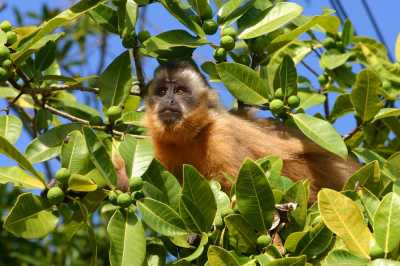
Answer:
207;90;220;109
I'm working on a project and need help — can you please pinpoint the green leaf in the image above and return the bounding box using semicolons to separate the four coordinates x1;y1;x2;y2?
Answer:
99;51;132;109
342;19;354;47
238;2;303;39
216;62;269;105
224;214;257;254
4;193;58;239
138;198;187;237
25;123;83;164
236;159;275;232
320;51;353;70
83;127;117;186
61;130;92;175
370;259;400;266
107;210;146;266
358;188;380;226
297;91;325;110
372;108;400;122
323;249;369;266
283;181;308;233
351;69;382;122
318;189;372;258
291;113;348;159
217;0;255;25
179;165;217;233
188;0;210;18
68;174;98;192
330;94;354;121
383;152;400;181
0;167;45;189
0;115;22;144
35;41;56;71
118;135;153;179
373;192;400;254
207;245;240;266
268;255;306;266
343;161;381;194
0;135;44;183
273;55;297;99
89;4;118;33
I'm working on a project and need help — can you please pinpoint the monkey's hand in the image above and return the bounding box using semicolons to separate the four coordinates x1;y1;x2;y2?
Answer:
112;153;129;192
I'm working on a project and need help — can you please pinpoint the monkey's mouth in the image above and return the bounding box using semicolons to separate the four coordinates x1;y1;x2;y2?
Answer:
158;108;182;125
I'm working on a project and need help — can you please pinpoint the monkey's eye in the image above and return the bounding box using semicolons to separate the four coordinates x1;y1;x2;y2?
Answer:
174;86;187;95
156;87;167;96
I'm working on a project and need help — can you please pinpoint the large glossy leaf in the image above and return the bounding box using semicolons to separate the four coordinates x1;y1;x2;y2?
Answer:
25;123;83;164
68;174;97;192
138;198;187;237
273;55;297;98
0;167;45;189
291;113;348;159
238;2;303;39
268;255;306;266
217;0;255;25
216;62;269;105
99;51;131;109
372;108;400;122
118;135;153;179
236;159;275;232
107;210;146;266
297;91;325;110
0;136;44;182
89;4;118;33
358;188;380;226
207;245;240;266
318;189;372;258
383;152;400;181
351;69;382;122
320;51;353;70
142;160;181;210
179;165;217;233
61;130;92;174
224;214;257;254
373;192;400;254
83;127;117;186
343;161;381;195
0;115;22;144
323;250;369;266
4;193;58;239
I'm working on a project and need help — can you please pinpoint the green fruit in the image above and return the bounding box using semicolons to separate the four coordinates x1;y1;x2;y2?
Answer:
200;5;213;20
237;54;251;66
221;26;237;38
269;99;284;113
138;30;151;43
369;239;384;258
213;47;227;62
287;95;300;108
108;191;118;204
318;74;327;85
117;193;132;208
256;234;272;248
322;37;335;49
202;19;218;35
106;106;122;122
6;31;17;46
55;168;71;184
382;80;391;90
1;59;12;69
47;187;65;205
220;35;235;51
129;177;144;192
0;67;7;81
251;35;269;54
221;208;234;218
0;46;10;59
132;190;145;201
274;88;283;99
0;20;12;32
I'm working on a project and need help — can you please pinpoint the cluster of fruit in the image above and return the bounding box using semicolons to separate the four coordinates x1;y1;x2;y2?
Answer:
46;168;71;205
269;88;301;116
107;177;145;208
0;20;17;82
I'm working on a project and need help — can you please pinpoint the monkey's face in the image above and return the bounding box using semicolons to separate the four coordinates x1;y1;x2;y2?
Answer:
146;65;208;127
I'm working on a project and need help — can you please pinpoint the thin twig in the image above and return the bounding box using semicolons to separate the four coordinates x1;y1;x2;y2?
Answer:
130;44;146;96
301;61;319;77
44;103;90;124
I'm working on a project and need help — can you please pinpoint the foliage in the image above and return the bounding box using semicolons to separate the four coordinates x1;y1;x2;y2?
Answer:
0;0;399;265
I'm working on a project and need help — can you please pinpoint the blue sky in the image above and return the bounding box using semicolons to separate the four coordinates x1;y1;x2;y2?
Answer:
0;0;398;172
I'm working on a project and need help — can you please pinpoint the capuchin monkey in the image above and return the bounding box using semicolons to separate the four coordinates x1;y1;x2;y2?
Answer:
144;61;359;201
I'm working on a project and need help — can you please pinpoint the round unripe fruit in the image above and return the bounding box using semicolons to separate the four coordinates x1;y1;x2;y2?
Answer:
47;187;65;205
1;59;12;69
221;208;234;218
213;47;227;62
108;191;118;204
287;95;300;108
220;35;235;51
129;177;144;192
106;106;122;122
117;193;132;208
0;46;10;59
131;190;145;201
256;234;272;248
6;31;17;46
0;20;12;32
322;37;335;49
202;19;218;35
318;74;327;85
269;99;284;113
200;5;213;20
138;30;151;43
55;168;71;184
382;80;391;90
221;26;237;38
0;67;7;81
274;88;283;99
369;239;384;258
